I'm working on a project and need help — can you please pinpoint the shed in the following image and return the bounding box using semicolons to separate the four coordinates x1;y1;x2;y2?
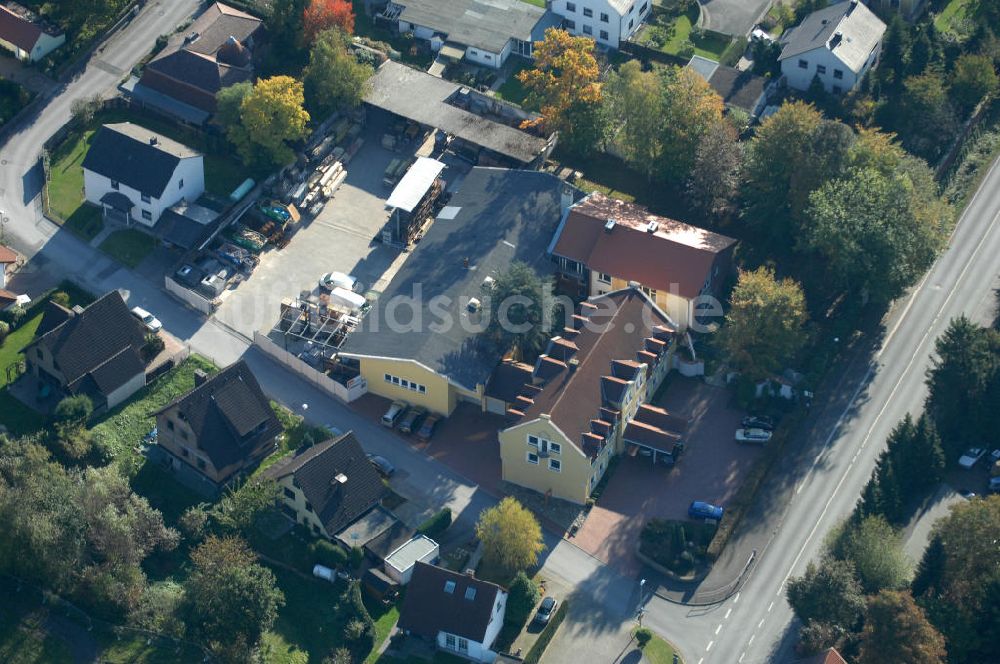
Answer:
384;535;440;584
386;157;446;212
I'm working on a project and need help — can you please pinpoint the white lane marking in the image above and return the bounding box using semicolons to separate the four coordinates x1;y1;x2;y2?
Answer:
778;201;1000;591
739;653;746;663
767;601;774;612
725;608;732;620
706;641;715;652
748;634;755;646
733;592;740;604
715;624;722;635
697;659;704;664
758;619;765;629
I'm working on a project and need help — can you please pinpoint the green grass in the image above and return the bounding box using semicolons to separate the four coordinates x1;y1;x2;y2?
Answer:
494;61;534;107
0;313;46;435
518;0;546;7
639;6;733;60
98;229;157;268
935;0;972;34
641;634;681;664
90;355;217;471
263;567;355;664
364;605;400;664
46;127;93;224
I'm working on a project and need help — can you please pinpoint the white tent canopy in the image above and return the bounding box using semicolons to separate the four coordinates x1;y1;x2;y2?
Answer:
386;157;446;212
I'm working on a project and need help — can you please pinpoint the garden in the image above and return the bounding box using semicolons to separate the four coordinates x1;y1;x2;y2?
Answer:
0;77;33;128
638;519;717;578
633;1;733;61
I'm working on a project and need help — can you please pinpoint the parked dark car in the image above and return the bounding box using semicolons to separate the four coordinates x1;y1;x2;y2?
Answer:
741;415;775;431
534;597;557;625
367;454;396;478
398;406;426;434
417;414;441;441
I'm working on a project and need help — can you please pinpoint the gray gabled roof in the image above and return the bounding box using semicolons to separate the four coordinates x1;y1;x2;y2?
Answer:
82;123;201;198
397;0;551;54
340;168;579;392
779;0;886;73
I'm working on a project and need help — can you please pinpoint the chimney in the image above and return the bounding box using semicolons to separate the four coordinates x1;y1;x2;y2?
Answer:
604;219;616;233
646;221;659;233
71;305;85;314
847;0;858;14
149;137;158;146
829;31;843;49
194;369;208;387
568;357;580;373
560;186;575;213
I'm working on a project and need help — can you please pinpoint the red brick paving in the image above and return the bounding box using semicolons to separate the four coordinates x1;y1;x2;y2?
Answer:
572;376;764;572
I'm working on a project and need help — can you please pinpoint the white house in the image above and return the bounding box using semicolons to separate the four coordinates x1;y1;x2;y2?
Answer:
82;123;205;228
384;0;561;69
779;0;886;95
397;562;508;663
383;535;440;585
0;3;65;62
549;0;651;49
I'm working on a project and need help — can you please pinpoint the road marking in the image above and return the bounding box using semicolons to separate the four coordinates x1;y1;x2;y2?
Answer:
715;624;722;635
767;601;774;612
779;200;1000;591
748;634;755;646
725;608;732;620
706;641;714;652
733;592;740;604
739;652;746;663
698;659;704;664
758;619;765;629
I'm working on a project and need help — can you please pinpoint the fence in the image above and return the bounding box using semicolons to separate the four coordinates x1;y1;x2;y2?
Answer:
164;276;217;315
253;331;367;403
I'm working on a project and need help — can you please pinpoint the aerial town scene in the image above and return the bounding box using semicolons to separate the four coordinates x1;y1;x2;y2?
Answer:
0;0;998;663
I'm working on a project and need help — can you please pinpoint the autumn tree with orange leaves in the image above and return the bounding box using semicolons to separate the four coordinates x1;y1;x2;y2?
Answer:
517;28;604;155
302;0;354;44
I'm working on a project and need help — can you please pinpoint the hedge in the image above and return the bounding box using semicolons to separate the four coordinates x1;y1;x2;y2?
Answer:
416;508;452;540
310;538;349;570
523;600;569;664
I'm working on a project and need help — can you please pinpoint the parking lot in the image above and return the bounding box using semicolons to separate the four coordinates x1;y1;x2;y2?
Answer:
572;376;764;573
213;112;471;338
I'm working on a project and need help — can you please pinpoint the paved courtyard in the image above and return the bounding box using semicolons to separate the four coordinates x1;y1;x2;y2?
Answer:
699;0;774;37
213;115;407;337
572;376;763;573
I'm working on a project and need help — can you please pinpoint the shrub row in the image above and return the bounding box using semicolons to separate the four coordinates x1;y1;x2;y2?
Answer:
416;508;452;540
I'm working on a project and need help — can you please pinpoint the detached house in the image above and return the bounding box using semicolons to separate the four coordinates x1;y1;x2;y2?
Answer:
0;2;65;62
82;123;205;228
498;288;686;504
779;0;886;95
550;0;651;49
263;431;387;540
398;562;507;662
549;192;736;331
130;2;262;124
24;291;150;412
154;360;282;489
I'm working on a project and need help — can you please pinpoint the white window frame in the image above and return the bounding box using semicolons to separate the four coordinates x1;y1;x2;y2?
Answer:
527;452;539;465
597;272;612;284
549;441;561;455
549;458;561;472
528;434;539;448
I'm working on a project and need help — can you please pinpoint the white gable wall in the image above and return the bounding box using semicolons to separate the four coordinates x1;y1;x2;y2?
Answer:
434;589;508;663
31;31;64;61
551;0;651;49
83;155;205;227
782;42;880;94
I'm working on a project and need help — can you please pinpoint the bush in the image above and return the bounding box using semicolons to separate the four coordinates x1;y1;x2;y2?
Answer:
1;305;25;328
635;627;653;647
310;538;349;569
417;507;452;540
0;320;9;346
179;505;210;543
55;394;94;424
349;545;364;569
141;333;165;362
344;580;375;657
523;600;569;664
49;291;70;307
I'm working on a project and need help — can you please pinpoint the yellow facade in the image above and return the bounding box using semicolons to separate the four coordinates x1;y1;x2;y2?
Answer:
275;475;330;537
591;274;692;329
499;417;594;504
355;356;480;416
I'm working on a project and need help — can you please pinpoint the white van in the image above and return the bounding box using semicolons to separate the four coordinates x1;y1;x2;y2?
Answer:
328;286;366;313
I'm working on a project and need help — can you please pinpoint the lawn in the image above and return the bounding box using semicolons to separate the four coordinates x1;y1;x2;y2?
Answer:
365;604;400;664
89;355;218;471
46;126;94;224
935;0;972;34
642;634;681;664
494;60;534;107
637;5;733;61
98;229;157;268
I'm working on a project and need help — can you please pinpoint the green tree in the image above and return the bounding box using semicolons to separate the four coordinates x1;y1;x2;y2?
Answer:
658;66;725;182
925;317;1000;456
212;477;279;534
303;28;372;119
716;267;809;381
475;497;545;575
54;394;93;425
859;591;946;664
951;53;998;112
482;261;554;362
603;60;664;179
880;72;958;162
830;516;911;594
184;536;284;663
219;76;310;167
803;166;946;304
687;120;742;217
786;559;867;630
505;571;541;630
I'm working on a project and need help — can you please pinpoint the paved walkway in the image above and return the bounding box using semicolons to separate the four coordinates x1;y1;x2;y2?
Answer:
0;56;57;95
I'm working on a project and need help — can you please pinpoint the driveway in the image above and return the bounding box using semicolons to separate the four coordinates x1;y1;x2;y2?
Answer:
212;114;407;337
572;376;762;573
699;0;774;37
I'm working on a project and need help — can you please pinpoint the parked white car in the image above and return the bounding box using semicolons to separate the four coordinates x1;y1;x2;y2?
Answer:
130;306;162;332
736;428;772;444
958;447;986;469
319;271;358;292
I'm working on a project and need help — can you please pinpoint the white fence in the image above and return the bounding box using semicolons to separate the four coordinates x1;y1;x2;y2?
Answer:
253;331;367;403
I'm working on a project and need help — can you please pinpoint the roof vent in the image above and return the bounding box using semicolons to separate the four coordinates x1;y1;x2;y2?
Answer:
185;31;200;44
568;358;580;373
334;473;348;484
149;137;158;146
646;221;659;233
482;276;495;289
604;219;616;232
194;369;209;387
